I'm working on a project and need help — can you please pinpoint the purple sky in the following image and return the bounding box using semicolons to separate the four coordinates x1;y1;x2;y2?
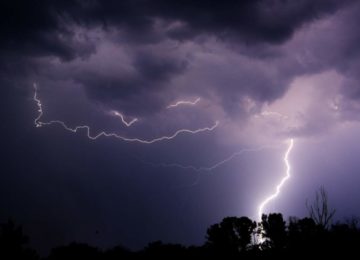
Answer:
1;0;360;254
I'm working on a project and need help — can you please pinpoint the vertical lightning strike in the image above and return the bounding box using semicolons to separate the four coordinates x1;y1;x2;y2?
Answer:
110;110;138;127
258;139;294;220
33;83;44;128
167;97;201;109
33;84;218;144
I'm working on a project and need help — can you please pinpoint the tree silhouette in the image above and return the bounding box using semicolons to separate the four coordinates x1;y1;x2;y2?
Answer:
3;185;360;259
104;245;134;259
288;217;319;253
141;241;188;258
1;210;360;259
260;213;287;250
47;242;101;260
237;217;257;250
206;216;256;256
306;186;336;229
0;219;38;260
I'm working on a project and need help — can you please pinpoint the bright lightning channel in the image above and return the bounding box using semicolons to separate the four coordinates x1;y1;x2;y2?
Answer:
110;110;138;127
33;84;218;144
258;139;294;220
167;97;201;109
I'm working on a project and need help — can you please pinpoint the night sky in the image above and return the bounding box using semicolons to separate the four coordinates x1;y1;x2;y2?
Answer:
1;0;360;254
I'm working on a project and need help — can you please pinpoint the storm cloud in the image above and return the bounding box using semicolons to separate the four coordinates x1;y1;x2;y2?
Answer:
2;0;360;255
1;0;357;116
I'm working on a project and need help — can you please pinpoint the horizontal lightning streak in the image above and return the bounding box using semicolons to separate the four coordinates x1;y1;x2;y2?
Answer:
167;97;201;109
258;139;294;220
33;84;218;144
144;146;273;172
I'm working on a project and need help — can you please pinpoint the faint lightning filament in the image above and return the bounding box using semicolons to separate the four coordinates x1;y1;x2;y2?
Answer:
110;110;138;127
142;145;279;188
144;146;272;172
258;139;294;220
33;84;218;144
167;97;201;109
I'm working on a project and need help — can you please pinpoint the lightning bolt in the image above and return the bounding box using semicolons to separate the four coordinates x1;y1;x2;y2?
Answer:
110;110;138;127
167;97;201;109
258;139;294;220
142;144;282;189
33;84;218;144
33;83;45;128
144;146;272;172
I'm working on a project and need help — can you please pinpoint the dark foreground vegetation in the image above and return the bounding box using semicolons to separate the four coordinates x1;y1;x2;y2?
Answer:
1;188;359;259
1;213;360;259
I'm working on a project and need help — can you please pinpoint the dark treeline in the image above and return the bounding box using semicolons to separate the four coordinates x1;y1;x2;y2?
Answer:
1;212;360;259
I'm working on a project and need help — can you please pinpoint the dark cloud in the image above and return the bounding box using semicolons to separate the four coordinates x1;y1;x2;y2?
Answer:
0;0;96;60
1;0;351;61
71;51;188;115
0;0;354;118
150;0;350;43
134;52;187;82
81;0;352;44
